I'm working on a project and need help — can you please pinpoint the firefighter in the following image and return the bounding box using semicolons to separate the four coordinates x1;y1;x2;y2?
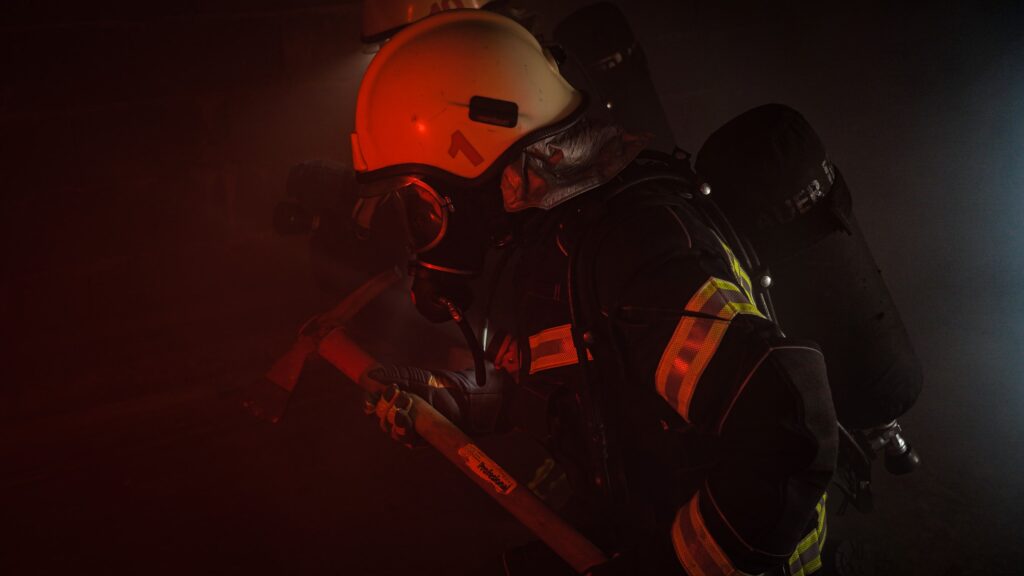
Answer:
354;11;838;575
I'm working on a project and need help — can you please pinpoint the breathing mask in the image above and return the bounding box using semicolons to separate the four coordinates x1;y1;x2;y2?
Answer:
354;174;507;323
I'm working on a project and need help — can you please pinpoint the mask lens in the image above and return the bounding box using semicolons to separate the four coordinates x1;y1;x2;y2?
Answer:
394;180;448;253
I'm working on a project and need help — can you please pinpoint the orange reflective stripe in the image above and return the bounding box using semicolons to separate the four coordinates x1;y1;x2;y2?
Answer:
528;324;591;374
655;278;764;422
671;493;748;576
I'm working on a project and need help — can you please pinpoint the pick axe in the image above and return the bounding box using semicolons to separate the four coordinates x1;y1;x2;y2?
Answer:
243;268;403;424
264;269;609;573
265;267;404;395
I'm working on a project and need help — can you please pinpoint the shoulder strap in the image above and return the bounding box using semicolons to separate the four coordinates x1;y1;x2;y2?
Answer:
562;161;704;536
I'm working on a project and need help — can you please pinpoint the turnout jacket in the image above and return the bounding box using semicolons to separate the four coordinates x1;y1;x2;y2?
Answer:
496;161;838;575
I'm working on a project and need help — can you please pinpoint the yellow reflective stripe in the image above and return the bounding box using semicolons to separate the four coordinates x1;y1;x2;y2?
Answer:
717;238;756;306
671;493;750;576
788;494;828;576
708;277;762;318
528;324;591;374
790;555;823;576
816;493;827;544
655;278;765;421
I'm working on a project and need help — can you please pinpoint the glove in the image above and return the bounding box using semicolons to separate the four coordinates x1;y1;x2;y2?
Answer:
363;365;471;448
364;364;505;447
363;382;420;448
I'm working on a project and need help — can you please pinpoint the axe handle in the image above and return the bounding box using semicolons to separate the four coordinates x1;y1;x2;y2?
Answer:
319;328;380;388
318;328;609;574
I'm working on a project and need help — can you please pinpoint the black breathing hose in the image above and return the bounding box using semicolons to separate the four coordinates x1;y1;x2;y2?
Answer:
440;297;487;389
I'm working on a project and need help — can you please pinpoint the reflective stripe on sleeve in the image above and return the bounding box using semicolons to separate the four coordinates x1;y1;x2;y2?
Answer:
655;278;765;422
671;493;753;576
528;324;592;374
787;493;828;576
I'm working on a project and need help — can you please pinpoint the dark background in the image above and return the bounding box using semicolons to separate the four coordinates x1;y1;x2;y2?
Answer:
2;1;1022;574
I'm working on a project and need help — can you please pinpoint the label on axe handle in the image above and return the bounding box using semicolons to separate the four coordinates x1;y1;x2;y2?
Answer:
458;444;518;495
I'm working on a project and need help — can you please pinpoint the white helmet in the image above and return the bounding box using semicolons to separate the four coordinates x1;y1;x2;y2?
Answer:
350;10;585;189
361;0;495;43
